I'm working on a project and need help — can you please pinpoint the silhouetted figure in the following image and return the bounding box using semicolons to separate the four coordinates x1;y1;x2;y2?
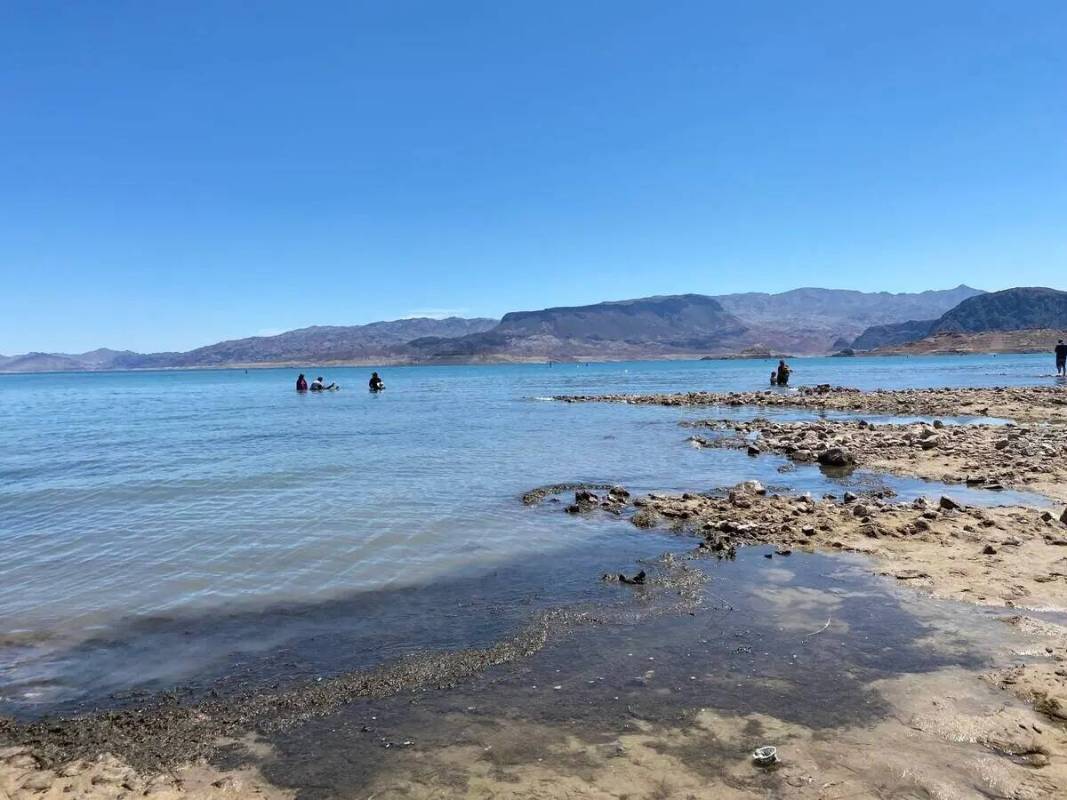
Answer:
1056;340;1067;376
296;374;308;392
776;360;791;386
369;372;384;392
310;376;336;391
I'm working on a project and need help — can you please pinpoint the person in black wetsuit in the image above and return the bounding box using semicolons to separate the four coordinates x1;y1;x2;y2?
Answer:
776;359;791;386
1056;340;1067;376
369;372;384;391
296;374;308;392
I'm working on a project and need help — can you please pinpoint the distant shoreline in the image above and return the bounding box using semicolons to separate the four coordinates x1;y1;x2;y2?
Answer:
0;349;1051;377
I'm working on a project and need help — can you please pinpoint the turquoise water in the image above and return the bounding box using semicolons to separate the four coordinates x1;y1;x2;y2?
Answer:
0;354;1057;706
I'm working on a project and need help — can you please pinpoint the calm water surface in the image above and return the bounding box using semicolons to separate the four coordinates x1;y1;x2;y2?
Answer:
0;354;1056;707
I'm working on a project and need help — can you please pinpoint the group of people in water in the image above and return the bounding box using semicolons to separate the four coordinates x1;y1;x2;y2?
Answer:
769;359;791;386
295;374;336;391
292;345;1067;395
295;372;384;392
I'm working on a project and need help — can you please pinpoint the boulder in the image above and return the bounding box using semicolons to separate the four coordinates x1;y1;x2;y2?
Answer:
817;447;855;468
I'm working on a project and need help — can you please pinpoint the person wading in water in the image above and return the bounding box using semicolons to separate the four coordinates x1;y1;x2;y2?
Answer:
1056;340;1067;377
776;359;792;386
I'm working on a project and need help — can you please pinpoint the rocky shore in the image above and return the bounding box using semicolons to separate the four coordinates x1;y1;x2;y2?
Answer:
688;415;1067;502
543;382;1067;793
554;481;1067;610
555;384;1067;425
536;478;1067;796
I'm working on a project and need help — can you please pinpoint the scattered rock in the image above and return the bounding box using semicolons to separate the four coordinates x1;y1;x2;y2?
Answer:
940;496;962;511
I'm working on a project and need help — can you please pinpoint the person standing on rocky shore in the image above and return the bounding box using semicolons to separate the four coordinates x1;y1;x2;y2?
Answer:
1055;340;1067;376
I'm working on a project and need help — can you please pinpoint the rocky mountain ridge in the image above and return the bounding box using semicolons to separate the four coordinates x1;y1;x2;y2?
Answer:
1;285;993;372
852;288;1067;351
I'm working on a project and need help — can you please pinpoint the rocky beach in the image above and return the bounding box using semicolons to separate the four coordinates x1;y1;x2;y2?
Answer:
538;382;1067;796
555;384;1067;425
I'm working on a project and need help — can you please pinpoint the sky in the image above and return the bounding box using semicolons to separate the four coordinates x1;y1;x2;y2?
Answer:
2;1;1066;354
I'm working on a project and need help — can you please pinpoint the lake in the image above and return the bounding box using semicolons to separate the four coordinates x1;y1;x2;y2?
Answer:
0;353;1056;711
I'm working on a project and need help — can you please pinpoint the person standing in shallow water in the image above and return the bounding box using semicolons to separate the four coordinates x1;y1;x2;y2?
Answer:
1056;340;1067;377
369;372;384;391
295;374;308;392
776;359;791;386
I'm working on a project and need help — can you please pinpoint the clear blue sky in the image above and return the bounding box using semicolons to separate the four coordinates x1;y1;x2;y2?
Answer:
2;1;1065;354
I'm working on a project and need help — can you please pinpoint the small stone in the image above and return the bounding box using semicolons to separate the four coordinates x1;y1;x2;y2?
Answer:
939;496;961;511
21;773;56;792
843;491;858;503
983;544;997;555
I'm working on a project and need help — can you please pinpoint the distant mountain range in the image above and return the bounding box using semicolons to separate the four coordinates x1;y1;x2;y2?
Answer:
0;318;498;373
851;287;1067;351
8;283;1062;373
404;294;751;361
